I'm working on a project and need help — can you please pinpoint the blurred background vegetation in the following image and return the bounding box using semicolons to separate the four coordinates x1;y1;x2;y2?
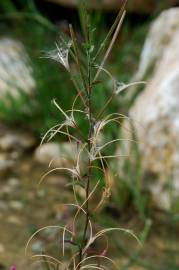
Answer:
0;0;150;135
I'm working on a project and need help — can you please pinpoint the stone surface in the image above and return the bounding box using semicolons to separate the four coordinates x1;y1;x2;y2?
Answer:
134;8;179;81
0;123;36;152
45;0;179;13
9;200;23;210
124;8;179;209
7;178;21;188
0;38;35;100
34;142;79;168
0;123;36;178
7;215;22;226
0;132;36;151
0;124;36;176
1;178;21;195
0;154;14;172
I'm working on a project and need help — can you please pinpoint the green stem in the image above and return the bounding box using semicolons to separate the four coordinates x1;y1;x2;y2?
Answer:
79;30;93;269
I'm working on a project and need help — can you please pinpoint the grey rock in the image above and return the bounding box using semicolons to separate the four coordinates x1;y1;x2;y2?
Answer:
0;154;14;171
122;8;179;209
34;142;79;168
7;215;22;225
0;129;36;151
0;38;35;100
7;178;21;188
31;240;43;253
9;200;23;210
135;8;179;81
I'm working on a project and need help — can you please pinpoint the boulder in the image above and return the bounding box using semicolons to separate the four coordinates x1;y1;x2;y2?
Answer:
0;154;14;170
45;0;179;13
34;142;79;168
0;124;37;176
0;132;36;152
0;38;35;100
134;8;179;81
120;8;179;209
0;123;36;151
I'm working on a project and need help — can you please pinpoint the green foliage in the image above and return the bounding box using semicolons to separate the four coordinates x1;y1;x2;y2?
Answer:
0;0;17;13
0;0;149;138
0;16;121;138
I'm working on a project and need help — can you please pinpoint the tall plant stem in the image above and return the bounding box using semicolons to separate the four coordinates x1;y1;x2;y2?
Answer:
94;10;126;82
78;31;94;269
69;24;88;94
70;75;86;107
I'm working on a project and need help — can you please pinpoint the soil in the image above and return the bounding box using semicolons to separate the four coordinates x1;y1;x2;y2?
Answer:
0;154;179;270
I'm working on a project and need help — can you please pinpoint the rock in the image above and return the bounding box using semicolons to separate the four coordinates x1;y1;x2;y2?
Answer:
31;240;44;254
9;151;21;160
0;38;35;100
1;185;14;195
7;215;22;225
34;142;79;168
0;125;36;176
1;178;21;195
135;8;179;81
123;8;179;209
9;200;23;210
0;154;14;172
7;178;21;188
0;125;36;151
45;0;178;13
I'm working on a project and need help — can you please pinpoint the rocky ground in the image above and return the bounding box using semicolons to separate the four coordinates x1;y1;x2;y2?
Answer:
0;146;179;270
0;154;70;269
